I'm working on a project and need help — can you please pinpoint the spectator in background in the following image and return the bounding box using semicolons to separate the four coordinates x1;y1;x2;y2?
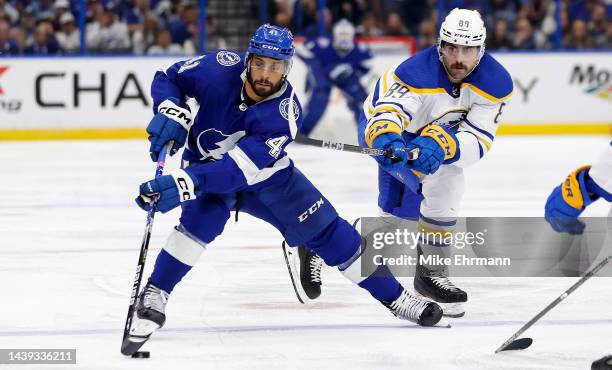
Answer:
513;17;537;49
56;12;80;53
87;3;131;53
398;0;432;36
356;12;383;37
487;18;513;50
485;0;521;30
0;18;19;55
25;22;59;54
0;0;19;25
303;6;332;37
125;0;154;34
588;2;607;47
19;8;37;47
563;18;593;49
31;0;56;22
417;18;437;49
132;11;160;54
384;11;408;36
168;0;198;45
328;0;368;27
147;29;183;54
9;27;25;53
53;0;72;28
182;15;227;54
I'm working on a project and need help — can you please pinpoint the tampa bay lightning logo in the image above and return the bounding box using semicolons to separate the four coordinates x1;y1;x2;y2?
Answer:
196;128;246;160
216;51;241;66
429;109;468;130
279;98;300;121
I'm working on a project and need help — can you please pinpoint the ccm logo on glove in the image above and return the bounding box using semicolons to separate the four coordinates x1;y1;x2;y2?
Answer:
158;100;192;130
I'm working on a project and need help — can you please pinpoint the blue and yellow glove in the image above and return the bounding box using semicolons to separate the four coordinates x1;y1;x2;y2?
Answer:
406;125;459;175
545;166;597;235
147;98;193;162
371;132;409;172
136;169;201;213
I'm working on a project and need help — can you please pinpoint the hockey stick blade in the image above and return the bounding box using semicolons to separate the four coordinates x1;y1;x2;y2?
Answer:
121;335;149;356
496;337;533;352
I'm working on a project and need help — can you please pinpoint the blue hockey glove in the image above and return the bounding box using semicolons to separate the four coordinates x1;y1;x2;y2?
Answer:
406;125;459;175
328;63;354;85
136;169;201;213
147;99;193;162
545;166;597;235
371;133;409;172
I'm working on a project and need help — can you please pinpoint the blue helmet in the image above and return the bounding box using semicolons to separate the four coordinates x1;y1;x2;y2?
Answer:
246;24;295;62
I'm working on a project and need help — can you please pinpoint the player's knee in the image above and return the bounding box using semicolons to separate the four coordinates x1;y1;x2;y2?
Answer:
163;226;207;267
304;217;361;267
179;195;230;244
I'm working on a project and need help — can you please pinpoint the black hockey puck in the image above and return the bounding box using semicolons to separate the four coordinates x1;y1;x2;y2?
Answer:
131;351;150;359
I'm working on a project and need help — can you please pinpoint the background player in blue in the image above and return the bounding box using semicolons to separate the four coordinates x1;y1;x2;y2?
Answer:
296;9;513;319
297;19;372;136
128;24;445;346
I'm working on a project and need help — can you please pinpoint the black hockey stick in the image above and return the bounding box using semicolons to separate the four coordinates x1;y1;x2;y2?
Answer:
294;135;419;161
495;254;612;353
121;144;170;356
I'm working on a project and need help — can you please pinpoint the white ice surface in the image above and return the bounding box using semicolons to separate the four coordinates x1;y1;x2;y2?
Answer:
0;135;610;369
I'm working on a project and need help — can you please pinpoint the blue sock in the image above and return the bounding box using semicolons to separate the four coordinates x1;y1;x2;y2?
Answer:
148;249;192;293
358;266;403;302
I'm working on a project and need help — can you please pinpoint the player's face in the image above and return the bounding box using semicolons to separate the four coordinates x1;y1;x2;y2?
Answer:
440;43;480;82
248;56;287;98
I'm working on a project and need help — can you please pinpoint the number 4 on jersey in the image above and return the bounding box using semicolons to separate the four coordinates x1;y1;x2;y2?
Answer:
266;136;288;158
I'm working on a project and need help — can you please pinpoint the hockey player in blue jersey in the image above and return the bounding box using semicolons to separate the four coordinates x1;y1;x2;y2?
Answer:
126;24;445;349
295;9;514;318
297;19;372;136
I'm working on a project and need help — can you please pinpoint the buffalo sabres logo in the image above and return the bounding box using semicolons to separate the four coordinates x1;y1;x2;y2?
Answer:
429;108;469;130
279;98;299;122
196;128;246;160
216;51;241;66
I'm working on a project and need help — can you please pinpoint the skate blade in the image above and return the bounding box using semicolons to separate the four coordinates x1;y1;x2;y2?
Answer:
434;318;451;328
121;334;150;356
282;242;309;304
415;292;465;318
439;302;465;318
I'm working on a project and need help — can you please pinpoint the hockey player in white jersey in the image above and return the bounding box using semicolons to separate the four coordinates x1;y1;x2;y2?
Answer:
543;142;611;369
290;8;513;316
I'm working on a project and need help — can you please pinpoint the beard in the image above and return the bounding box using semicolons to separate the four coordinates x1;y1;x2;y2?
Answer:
448;62;468;80
248;75;284;99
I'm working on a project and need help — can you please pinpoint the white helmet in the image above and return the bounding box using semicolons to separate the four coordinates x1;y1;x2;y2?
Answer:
333;19;355;52
438;8;486;61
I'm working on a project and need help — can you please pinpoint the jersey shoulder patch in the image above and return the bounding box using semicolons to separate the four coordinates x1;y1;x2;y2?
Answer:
394;46;441;90
463;53;513;101
215;50;242;66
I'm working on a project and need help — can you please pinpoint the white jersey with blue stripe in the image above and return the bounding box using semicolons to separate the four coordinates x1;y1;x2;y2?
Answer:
151;51;301;193
362;46;513;167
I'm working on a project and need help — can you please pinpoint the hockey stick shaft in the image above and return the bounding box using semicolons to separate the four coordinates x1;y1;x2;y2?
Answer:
294;135;419;160
495;254;612;353
121;144;169;350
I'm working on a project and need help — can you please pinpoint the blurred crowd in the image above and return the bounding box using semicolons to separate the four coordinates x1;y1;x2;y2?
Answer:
272;0;611;50
0;0;610;56
0;0;227;55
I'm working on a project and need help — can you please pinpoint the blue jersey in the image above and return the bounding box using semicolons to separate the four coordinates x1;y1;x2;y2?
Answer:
151;51;302;194
298;37;372;85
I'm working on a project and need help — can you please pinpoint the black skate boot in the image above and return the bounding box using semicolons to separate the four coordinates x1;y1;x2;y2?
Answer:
282;242;323;303
592;355;612;370
414;264;468;318
122;283;169;356
382;289;446;327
